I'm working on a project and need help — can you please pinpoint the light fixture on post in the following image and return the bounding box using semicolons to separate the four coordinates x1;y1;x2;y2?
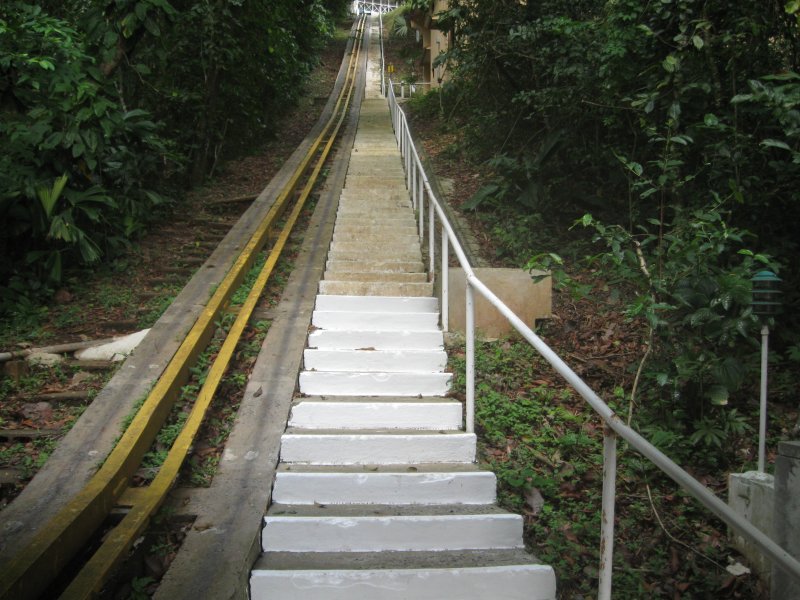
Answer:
751;269;782;473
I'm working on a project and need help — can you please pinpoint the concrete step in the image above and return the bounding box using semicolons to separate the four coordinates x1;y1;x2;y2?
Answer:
261;508;523;552
337;199;411;210
331;233;420;246
319;281;434;297
288;396;461;430
312;310;439;330
325;259;424;273
322;271;428;283
280;430;474;465
271;464;496;505
334;215;416;225
327;250;422;263
346;167;406;177
307;329;443;351
335;210;414;222
314;295;437;312
304;348;447;372
251;552;556;600
298;370;452;397
333;224;418;236
336;195;410;206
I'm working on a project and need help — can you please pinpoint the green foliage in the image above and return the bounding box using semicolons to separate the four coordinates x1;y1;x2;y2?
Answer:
449;337;756;597
414;0;800;428
0;3;171;296
576;205;775;421
1;0;347;300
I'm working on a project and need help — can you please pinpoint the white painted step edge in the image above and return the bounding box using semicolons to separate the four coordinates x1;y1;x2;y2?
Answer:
312;311;440;331
279;432;475;465
250;565;557;600
315;295;438;312
298;371;452;397
288;401;462;430
271;471;497;505
307;330;444;351
261;513;523;552
303;349;447;373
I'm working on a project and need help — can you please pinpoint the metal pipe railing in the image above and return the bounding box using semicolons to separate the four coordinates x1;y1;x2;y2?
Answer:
383;77;800;598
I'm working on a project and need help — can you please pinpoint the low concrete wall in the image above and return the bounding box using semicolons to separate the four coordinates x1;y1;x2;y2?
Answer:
728;471;775;583
772;441;800;600
446;268;551;339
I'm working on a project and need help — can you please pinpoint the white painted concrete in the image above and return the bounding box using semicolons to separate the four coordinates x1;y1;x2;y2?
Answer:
314;295;437;313
307;329;443;350
319;281;434;297
304;348;447;372
279;432;475;465
271;471;498;505
312;310;439;331
262;513;523;552
298;370;452;396
323;271;428;283
251;564;557;600
250;19;555;599
75;328;150;362
288;400;462;430
325;259;424;273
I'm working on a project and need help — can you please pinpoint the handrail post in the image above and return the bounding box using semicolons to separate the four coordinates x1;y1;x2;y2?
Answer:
418;180;425;242
428;198;435;276
441;227;449;331
406;138;412;190
599;425;617;600
465;281;475;433
758;324;769;473
411;159;417;209
411;164;418;210
417;169;423;219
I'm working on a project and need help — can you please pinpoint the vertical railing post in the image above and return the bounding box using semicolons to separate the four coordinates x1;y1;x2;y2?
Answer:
598;425;617;600
411;159;417;208
406;136;412;190
411;164;418;210
428;198;435;276
418;182;425;242
465;281;475;433
758;324;769;473
416;170;423;217
441;227;449;331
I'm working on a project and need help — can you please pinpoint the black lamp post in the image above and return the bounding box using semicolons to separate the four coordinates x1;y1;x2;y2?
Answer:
751;270;781;472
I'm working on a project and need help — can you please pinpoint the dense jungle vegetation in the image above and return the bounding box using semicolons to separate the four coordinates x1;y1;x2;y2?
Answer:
406;0;800;438
0;0;350;308
385;2;800;595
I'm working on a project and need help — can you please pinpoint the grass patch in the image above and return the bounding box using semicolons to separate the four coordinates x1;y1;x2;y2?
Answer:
449;337;763;598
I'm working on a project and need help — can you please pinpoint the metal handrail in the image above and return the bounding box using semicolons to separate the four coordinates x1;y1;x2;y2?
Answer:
383;77;800;599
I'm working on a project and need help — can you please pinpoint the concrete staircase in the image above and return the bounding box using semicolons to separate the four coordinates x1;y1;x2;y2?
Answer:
249;16;555;600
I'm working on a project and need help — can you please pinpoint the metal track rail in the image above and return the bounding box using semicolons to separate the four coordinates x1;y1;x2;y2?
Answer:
0;15;366;600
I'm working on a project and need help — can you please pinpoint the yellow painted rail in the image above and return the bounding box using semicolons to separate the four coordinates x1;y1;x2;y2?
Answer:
0;15;366;600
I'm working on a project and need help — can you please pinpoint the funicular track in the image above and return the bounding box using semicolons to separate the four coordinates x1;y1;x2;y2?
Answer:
0;15;367;600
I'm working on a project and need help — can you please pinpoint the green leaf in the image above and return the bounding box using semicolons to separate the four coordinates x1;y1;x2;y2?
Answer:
135;2;149;20
462;183;499;210
143;17;161;37
703;113;719;126
761;138;792;151
37;174;69;220
707;385;729;406
662;54;679;73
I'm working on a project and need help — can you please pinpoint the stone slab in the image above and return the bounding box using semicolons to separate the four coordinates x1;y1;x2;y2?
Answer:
446;268;551;338
728;471;775;582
